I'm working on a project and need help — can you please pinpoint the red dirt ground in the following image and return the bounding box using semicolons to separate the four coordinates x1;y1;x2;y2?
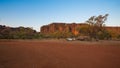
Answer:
0;39;120;68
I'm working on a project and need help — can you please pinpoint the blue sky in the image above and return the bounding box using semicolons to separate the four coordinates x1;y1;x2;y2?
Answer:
0;0;120;31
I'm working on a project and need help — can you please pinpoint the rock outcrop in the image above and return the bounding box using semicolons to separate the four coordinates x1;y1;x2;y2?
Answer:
40;23;120;36
40;23;88;35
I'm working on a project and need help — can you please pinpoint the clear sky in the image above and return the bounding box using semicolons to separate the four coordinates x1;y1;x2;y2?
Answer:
0;0;120;32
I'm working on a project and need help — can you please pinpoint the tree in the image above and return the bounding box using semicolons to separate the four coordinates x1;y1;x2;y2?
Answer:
86;14;109;40
77;14;109;40
86;14;108;27
87;14;109;39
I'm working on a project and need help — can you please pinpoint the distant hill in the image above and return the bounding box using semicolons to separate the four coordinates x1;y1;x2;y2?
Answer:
0;25;38;39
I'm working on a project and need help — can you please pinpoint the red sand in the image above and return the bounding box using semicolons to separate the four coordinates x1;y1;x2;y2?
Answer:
0;40;120;68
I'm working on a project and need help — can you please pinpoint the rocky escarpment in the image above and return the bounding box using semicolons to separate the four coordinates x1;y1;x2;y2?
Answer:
40;23;88;35
40;23;120;36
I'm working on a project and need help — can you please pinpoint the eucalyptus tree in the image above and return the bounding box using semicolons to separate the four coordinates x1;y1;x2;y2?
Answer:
85;14;109;40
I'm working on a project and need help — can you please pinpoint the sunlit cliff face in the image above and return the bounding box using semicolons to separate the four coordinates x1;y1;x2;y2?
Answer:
40;23;120;36
40;23;88;35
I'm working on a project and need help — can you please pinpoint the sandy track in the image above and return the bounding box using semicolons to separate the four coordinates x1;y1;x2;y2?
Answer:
0;40;120;68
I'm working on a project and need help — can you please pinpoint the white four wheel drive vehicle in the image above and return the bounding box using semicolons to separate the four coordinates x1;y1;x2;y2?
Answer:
66;38;75;41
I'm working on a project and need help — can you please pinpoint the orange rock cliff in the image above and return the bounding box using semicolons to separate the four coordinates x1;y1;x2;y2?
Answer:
40;23;120;35
40;23;88;35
